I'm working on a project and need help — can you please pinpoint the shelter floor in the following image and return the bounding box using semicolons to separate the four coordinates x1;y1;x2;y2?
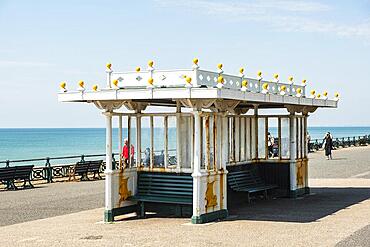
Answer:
0;179;370;247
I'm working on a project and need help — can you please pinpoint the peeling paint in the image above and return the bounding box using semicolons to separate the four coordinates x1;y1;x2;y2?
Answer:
118;169;132;207
205;180;217;210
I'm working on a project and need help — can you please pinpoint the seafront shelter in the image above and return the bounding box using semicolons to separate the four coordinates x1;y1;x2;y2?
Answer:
58;59;339;223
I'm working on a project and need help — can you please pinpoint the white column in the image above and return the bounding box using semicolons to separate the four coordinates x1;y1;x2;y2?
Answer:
192;110;202;219
251;105;258;159
176;112;182;171
221;114;228;209
118;116;122;169
150;116;154;169
221;114;229;167
127;116;131;168
136;115;141;167
164;116;169;169
234;116;240;162
104;111;114;214
289;113;297;193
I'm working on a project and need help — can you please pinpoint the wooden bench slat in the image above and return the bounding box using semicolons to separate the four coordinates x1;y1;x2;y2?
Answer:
228;168;277;203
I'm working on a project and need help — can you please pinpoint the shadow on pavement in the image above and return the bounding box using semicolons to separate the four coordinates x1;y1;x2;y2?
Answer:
227;187;370;223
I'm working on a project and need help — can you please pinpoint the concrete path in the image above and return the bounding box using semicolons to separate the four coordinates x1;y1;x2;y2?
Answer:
0;180;104;226
1;146;370;246
0;179;369;247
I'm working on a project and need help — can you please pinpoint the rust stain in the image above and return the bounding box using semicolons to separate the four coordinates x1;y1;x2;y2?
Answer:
296;159;306;187
118;169;132;206
205;116;210;171
219;170;224;210
213;115;217;171
205;180;217;209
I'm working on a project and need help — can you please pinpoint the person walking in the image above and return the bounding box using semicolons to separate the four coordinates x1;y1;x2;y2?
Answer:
267;132;274;158
323;132;334;160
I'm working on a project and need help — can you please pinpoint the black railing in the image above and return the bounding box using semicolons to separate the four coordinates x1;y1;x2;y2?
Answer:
309;135;370;152
0;153;119;183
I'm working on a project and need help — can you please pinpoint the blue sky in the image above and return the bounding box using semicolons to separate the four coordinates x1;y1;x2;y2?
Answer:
0;0;369;127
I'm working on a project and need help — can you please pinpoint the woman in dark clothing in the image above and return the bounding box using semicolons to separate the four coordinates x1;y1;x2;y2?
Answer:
324;132;333;160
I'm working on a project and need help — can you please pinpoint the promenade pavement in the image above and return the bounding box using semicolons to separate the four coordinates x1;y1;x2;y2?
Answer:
0;146;369;246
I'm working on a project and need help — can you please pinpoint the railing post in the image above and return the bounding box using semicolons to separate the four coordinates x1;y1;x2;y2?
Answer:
45;157;53;183
5;160;10;188
112;153;116;170
80;154;85;162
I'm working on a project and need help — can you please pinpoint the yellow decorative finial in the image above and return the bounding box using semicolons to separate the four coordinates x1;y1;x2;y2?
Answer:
288;76;294;82
296;88;302;94
302;79;307;84
239;67;244;74
193;58;199;65
262;83;268;90
135;67;141;72
148;77;154;85
310;90;316;95
335;92;339;98
317;94;321;98
280;85;287;95
274;73;279;79
217;75;224;83
148;60;154;68
92;84;98;91
106;63;112;70
60;81;66;89
242;80;248;87
185;76;192;84
241;79;248;91
257;71;262;77
217;63;223;70
78;80;84;88
112;79;118;87
323;91;328;96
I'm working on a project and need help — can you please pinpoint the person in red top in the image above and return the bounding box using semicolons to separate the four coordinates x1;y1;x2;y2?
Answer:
122;139;135;167
122;139;129;167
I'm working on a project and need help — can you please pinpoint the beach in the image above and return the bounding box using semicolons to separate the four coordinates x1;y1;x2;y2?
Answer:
0;146;369;246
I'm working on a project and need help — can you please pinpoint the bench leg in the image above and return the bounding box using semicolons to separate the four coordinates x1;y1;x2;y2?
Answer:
138;202;145;218
8;180;17;190
28;179;34;188
174;205;181;217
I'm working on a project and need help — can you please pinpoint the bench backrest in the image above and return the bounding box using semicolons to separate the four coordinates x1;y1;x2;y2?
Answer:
0;167;16;180
87;160;103;172
14;165;34;180
228;169;266;190
75;162;89;173
137;172;193;199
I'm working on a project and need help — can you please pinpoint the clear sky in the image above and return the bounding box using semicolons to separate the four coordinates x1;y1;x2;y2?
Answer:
0;0;369;128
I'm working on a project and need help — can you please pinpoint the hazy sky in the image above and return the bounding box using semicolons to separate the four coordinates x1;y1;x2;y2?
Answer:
0;0;369;128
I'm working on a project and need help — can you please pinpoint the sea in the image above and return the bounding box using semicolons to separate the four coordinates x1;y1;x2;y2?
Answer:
0;127;369;166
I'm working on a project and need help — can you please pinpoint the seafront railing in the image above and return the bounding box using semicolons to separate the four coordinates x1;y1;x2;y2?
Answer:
308;135;370;152
0;153;119;183
0;134;369;185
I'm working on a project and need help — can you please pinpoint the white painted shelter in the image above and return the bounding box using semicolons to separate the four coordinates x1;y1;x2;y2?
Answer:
58;60;338;223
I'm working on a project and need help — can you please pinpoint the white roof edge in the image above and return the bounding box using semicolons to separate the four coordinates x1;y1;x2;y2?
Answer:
57;88;338;108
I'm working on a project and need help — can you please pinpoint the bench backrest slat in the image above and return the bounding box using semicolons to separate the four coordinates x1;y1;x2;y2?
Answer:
137;172;193;199
228;169;267;190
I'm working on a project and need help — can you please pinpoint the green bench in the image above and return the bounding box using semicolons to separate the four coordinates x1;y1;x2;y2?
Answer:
228;169;277;203
131;172;193;217
0;165;34;190
69;160;103;181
